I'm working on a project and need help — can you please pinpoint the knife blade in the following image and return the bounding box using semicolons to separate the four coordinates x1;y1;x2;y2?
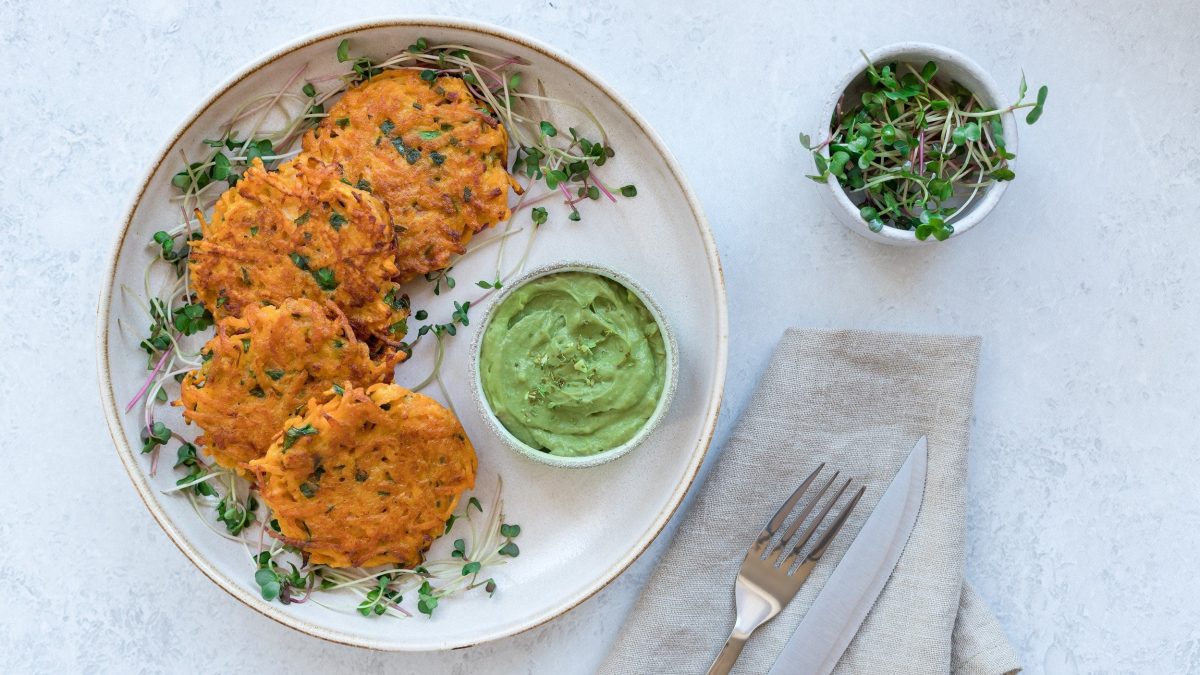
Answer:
767;436;928;675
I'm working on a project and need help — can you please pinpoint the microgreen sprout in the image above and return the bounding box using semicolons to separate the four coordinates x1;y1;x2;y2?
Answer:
140;421;171;454
255;563;283;601
172;301;213;335
172;442;217;496
805;52;1047;240
357;574;402;616
451;300;470;326
424;266;456;296
216;492;257;535
417;581;439;617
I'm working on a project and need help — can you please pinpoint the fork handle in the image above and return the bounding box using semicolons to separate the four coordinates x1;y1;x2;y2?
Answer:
706;628;750;675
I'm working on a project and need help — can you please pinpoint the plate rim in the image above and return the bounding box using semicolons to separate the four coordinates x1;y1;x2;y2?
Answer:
95;15;728;652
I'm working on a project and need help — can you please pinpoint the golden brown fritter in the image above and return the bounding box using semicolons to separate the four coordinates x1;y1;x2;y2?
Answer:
189;155;410;354
248;383;477;568
302;70;517;281
178;299;393;474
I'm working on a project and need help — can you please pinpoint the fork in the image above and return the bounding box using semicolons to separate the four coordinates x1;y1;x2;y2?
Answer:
705;464;866;675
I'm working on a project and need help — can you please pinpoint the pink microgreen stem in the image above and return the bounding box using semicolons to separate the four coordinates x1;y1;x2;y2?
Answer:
511;190;560;213
287;577;316;605
558;182;577;206
126;347;173;413
586;166;619;203
386;598;413;617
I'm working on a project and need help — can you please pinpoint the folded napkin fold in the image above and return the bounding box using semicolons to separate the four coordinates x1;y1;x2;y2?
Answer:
599;329;1020;674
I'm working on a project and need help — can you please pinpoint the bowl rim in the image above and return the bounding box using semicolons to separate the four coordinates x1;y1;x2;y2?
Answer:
94;16;728;652
469;261;680;469
815;41;1019;244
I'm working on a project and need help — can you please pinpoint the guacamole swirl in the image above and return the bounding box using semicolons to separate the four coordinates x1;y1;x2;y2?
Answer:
479;271;667;457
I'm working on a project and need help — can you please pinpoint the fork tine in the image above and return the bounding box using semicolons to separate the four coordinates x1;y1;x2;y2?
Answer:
750;463;825;555
776;477;853;567
806;485;866;562
767;470;840;561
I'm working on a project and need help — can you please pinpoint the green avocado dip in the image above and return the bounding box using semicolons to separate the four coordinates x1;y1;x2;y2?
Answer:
479;271;667;457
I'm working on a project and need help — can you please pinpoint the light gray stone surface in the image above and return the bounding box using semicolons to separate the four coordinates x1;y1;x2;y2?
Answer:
2;0;1198;672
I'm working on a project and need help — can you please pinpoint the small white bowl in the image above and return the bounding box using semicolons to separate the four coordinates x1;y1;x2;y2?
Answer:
814;42;1019;246
469;261;679;468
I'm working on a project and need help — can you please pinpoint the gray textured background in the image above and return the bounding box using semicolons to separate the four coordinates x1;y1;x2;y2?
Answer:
3;0;1198;673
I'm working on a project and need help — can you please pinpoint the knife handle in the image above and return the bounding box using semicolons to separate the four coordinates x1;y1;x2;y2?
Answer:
706;628;749;675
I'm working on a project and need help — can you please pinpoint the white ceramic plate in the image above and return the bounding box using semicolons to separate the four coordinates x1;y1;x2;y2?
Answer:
96;18;726;651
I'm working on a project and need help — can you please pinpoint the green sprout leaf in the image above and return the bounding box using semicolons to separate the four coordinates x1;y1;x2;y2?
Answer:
211;153;231;180
1026;85;1048;124
990;120;1005;149
928;178;953;201
140;421;171;454
417;581;439;617
172;303;213;336
828;151;851;178
859;206;885;233
255;568;282;601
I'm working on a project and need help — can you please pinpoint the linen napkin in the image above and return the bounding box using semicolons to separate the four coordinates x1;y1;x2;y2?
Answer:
599;329;1020;674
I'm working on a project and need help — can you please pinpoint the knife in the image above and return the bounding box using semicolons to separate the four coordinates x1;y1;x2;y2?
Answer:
767;436;928;675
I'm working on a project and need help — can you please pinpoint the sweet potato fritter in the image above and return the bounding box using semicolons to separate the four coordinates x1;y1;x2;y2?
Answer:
248;383;477;568
189;155;410;354
302;70;517;281
178;299;393;474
